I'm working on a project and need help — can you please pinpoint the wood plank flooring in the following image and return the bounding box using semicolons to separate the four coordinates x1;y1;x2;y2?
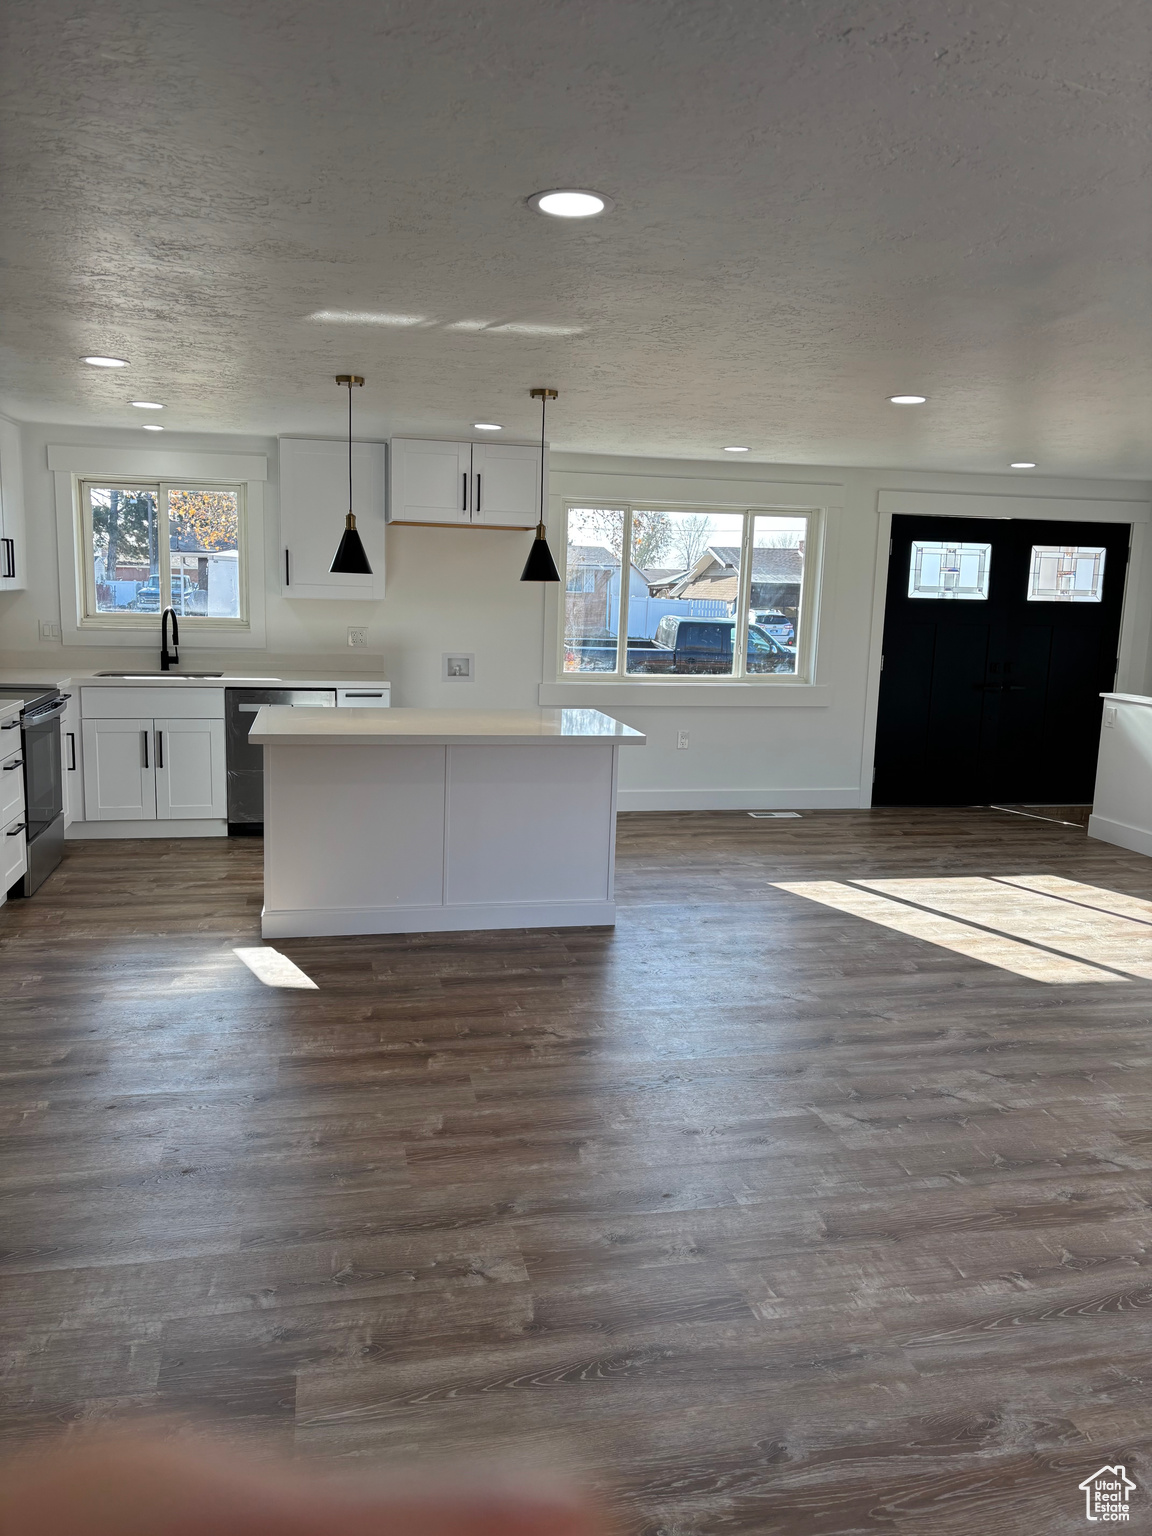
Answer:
3;809;1152;1532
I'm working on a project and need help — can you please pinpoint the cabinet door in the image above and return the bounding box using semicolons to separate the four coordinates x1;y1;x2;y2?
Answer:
389;439;473;525
470;442;542;528
155;717;226;820
82;718;155;821
280;437;386;599
0;415;26;592
61;702;83;826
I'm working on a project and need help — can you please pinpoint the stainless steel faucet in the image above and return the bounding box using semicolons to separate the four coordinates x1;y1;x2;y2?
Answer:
160;607;180;671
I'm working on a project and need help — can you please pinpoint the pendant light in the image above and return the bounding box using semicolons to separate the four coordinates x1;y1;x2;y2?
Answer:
330;374;373;575
520;387;561;582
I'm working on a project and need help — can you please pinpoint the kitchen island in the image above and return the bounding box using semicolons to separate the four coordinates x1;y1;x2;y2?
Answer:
1089;693;1152;857
249;706;646;937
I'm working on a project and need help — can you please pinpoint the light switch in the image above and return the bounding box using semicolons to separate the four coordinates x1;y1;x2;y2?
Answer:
1104;706;1117;728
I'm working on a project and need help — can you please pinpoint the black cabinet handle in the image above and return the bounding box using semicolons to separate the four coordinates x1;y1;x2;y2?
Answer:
67;733;76;771
475;473;481;514
7;822;25;836
462;472;468;513
0;721;18;731
3;760;21;771
156;730;163;769
143;730;149;769
1;538;14;580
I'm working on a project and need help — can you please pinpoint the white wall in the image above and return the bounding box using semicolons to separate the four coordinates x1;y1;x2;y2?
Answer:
1;422;1149;809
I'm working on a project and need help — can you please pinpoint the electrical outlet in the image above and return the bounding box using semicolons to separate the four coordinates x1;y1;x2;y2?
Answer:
39;620;61;641
1104;706;1117;728
347;626;368;648
677;730;690;750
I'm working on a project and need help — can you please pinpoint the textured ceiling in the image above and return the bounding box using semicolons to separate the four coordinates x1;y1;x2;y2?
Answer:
2;0;1150;474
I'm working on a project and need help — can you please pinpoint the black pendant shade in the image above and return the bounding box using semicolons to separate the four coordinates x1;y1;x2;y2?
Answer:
520;529;561;582
520;387;561;582
331;514;373;575
330;374;373;576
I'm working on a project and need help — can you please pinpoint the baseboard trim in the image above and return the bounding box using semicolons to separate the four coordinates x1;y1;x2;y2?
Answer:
67;819;228;840
261;899;617;938
1087;813;1152;859
616;788;861;812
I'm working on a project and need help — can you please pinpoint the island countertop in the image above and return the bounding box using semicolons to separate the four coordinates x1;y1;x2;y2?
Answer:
249;705;646;747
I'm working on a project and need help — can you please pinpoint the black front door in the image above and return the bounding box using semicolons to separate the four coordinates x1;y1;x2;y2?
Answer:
873;515;1129;806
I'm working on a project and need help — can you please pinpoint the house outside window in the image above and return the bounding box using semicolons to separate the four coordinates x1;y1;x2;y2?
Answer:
78;480;247;627
561;504;819;681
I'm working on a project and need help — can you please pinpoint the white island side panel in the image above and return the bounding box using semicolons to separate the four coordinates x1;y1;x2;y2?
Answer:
265;744;447;914
445;744;616;906
1088;695;1152;856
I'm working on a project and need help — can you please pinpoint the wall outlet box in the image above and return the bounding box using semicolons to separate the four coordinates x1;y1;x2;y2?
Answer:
1104;705;1117;727
347;626;368;648
676;730;689;749
443;653;474;681
39;620;61;641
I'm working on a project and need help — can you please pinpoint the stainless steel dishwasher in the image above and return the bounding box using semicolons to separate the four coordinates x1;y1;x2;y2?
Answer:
226;688;335;832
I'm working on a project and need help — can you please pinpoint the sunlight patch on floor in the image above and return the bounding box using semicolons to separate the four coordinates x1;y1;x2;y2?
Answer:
774;878;1135;984
233;947;319;989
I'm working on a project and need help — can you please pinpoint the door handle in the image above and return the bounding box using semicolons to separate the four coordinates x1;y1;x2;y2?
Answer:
67;733;76;771
3;760;21;770
462;472;468;513
284;549;290;586
7;822;25;836
1;538;14;580
143;730;149;769
156;730;164;769
475;473;481;514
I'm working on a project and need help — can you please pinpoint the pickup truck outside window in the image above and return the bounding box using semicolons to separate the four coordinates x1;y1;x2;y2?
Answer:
562;504;814;680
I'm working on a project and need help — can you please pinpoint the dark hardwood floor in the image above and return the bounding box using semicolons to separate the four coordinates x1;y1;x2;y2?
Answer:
3;809;1152;1533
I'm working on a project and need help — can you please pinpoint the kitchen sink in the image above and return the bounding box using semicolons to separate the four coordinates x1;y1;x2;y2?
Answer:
94;671;225;678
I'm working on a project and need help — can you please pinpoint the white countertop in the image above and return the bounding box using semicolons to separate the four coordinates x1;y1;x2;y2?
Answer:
0;672;391;690
249;706;646;746
1101;693;1152;708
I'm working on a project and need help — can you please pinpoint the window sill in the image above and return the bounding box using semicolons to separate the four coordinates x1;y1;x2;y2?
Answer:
538;681;832;708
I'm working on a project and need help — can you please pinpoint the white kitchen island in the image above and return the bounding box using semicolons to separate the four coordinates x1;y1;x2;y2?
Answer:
249;706;646;937
1088;693;1152;857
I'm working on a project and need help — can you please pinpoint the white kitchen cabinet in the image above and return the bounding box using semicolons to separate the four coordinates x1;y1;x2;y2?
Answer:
82;717;156;821
0;741;24;828
1;813;26;893
61;693;83;827
155;717;226;819
279;437;386;600
469;442;541;528
0;414;27;593
389;438;542;528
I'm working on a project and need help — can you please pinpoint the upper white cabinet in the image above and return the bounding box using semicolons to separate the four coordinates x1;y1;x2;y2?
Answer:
0;415;27;593
389;438;543;529
279;437;386;599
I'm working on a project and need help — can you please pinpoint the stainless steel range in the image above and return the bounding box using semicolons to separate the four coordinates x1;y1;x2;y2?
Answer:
0;685;67;895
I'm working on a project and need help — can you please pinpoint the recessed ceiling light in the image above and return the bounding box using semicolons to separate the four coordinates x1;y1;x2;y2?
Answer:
889;394;927;405
473;423;503;431
142;424;164;431
130;401;164;409
723;445;750;453
1010;461;1036;469
528;189;613;218
83;355;128;367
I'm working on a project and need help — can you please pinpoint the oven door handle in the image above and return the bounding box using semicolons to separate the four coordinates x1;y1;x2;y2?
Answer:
26;699;68;723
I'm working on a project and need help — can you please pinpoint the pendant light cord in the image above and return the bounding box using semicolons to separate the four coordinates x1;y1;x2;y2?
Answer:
348;379;353;516
539;393;546;530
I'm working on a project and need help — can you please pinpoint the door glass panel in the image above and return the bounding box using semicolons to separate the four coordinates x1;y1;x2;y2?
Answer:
169;488;241;617
1027;544;1106;603
908;540;992;600
564;508;624;671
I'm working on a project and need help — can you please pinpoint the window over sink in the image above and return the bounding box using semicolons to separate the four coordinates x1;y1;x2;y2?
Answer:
561;503;819;682
78;480;247;628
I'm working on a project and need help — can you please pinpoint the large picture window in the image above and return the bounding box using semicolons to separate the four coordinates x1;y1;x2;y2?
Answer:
79;480;247;626
561;503;818;681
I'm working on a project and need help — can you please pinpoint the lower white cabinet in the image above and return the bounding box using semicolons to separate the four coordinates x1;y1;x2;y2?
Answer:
1;814;26;892
82;716;225;822
155;718;226;818
61;694;83;826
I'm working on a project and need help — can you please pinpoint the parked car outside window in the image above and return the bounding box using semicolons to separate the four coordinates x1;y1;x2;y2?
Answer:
753;610;796;644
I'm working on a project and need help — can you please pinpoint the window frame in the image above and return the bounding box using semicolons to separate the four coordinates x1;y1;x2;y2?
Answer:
77;477;249;630
557;500;822;685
